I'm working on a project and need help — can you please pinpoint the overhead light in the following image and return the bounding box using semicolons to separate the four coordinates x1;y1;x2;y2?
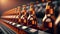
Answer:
1;0;8;4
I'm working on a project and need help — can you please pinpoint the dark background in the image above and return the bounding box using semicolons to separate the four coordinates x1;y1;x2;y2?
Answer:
0;0;59;16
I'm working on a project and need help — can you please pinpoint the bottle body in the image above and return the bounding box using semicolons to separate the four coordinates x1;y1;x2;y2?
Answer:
42;2;56;31
27;3;38;28
21;5;27;25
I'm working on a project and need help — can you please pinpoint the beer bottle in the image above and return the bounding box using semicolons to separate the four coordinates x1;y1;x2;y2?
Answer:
42;2;56;31
21;5;27;25
54;8;60;34
27;2;38;28
17;6;21;24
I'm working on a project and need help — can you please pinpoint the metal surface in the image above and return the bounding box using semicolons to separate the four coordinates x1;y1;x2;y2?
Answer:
0;23;16;34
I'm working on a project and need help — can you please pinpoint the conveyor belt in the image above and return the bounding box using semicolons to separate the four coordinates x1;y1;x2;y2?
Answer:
1;19;50;34
0;23;16;34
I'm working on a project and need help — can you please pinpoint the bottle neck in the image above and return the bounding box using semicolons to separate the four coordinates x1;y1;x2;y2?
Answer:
45;8;54;15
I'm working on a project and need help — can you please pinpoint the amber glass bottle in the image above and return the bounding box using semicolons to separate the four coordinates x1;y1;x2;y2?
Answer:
21;5;27;25
54;11;60;34
27;2;38;28
17;6;21;24
42;2;56;32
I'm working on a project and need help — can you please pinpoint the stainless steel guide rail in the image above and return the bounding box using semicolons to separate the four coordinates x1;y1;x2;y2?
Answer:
0;23;16;34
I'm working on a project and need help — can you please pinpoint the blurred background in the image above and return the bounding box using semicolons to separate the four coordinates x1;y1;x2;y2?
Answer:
0;0;60;34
